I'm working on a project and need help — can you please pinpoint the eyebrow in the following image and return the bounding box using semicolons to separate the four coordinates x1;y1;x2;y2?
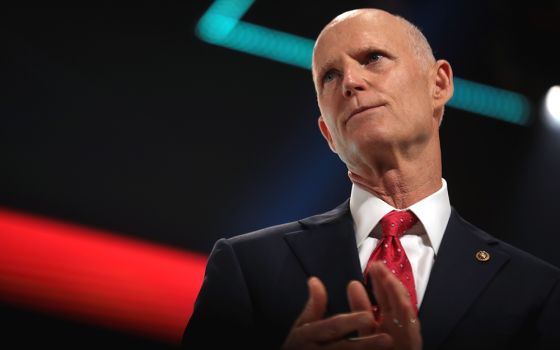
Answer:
315;45;394;81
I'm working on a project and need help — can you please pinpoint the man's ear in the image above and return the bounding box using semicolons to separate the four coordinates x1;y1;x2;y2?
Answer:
432;60;454;122
318;116;337;153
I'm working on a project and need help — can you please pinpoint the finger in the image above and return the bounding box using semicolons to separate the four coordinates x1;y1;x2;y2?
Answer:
294;276;328;327
347;280;372;312
368;262;393;315
377;265;423;350
369;264;423;350
345;332;394;349
372;261;414;317
382;267;418;324
300;311;374;343
347;280;376;336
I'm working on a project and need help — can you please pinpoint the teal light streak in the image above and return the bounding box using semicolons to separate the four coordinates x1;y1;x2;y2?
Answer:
218;22;314;69
195;0;531;125
196;0;255;42
449;77;531;125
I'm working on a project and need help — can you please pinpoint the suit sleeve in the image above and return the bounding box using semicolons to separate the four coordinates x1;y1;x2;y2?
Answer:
182;238;255;349
535;277;560;349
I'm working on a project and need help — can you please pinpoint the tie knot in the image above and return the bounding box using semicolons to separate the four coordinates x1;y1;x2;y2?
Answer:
380;210;418;238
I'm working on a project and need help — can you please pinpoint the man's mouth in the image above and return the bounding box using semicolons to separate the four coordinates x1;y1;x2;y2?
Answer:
346;104;384;123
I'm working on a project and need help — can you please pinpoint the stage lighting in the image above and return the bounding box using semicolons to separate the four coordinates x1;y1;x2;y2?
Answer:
544;85;560;129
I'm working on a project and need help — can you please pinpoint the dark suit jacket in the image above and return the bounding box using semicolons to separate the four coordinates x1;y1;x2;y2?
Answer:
182;201;560;349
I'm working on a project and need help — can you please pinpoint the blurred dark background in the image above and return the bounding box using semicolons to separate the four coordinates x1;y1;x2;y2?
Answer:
1;0;559;348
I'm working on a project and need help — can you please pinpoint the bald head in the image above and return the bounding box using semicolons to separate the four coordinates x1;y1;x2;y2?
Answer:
313;9;435;77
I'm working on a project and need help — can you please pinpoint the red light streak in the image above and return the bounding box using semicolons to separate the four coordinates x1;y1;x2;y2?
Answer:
0;208;207;345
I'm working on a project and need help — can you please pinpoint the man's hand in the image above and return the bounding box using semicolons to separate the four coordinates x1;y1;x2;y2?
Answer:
281;277;391;349
281;262;421;349
360;262;422;350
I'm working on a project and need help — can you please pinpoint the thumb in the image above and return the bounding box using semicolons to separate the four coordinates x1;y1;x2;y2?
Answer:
294;276;327;327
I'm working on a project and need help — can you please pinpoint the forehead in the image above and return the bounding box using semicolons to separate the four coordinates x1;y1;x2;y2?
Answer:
312;12;409;73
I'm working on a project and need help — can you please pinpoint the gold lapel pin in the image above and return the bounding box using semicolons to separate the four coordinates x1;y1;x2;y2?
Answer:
475;250;490;262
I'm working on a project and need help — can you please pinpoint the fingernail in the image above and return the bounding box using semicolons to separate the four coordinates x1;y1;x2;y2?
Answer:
360;314;372;325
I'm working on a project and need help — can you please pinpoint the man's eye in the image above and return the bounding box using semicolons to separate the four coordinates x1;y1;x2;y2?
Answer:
367;53;382;64
323;70;336;83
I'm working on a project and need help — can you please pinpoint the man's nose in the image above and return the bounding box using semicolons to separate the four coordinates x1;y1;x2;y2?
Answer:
342;65;367;98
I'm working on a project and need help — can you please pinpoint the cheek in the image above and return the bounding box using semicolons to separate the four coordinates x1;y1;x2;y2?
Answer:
318;95;333;117
398;77;432;117
319;111;341;141
319;100;343;128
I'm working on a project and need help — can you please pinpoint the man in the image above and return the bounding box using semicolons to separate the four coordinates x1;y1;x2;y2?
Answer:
183;8;560;350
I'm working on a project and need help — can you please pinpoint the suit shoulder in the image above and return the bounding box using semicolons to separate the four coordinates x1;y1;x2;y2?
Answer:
497;238;560;276
227;220;303;245
455;211;560;276
225;200;351;246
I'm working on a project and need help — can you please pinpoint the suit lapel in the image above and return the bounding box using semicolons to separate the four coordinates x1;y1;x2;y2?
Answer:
420;210;510;349
284;201;363;316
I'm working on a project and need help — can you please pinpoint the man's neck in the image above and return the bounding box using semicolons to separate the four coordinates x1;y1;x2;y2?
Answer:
349;170;441;209
347;145;443;209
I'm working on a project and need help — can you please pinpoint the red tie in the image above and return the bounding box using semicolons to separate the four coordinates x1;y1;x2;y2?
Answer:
364;210;419;315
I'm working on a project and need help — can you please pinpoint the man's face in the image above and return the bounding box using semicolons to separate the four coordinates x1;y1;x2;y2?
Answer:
312;11;439;170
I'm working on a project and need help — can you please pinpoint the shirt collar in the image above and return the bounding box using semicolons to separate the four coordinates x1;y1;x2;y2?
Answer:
349;179;451;255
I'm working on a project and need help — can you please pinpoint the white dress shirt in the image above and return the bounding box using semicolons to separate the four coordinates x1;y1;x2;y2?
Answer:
349;179;451;308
